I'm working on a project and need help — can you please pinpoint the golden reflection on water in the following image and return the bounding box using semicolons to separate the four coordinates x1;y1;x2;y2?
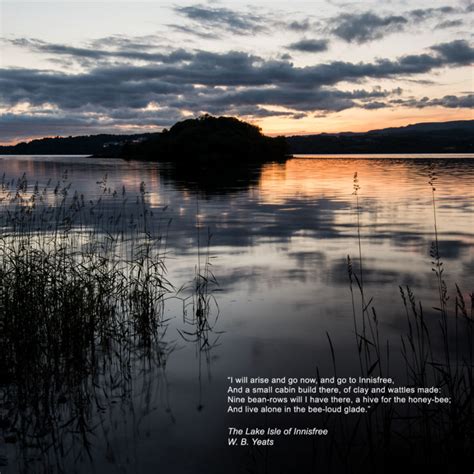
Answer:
258;157;474;242
259;157;471;202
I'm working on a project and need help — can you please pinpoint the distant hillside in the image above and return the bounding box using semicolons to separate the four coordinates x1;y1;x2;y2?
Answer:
286;120;474;154
0;133;155;155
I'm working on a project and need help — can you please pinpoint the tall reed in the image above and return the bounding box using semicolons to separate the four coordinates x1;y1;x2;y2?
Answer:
336;167;474;471
0;174;174;472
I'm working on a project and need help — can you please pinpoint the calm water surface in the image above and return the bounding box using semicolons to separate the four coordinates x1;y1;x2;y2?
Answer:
0;154;472;473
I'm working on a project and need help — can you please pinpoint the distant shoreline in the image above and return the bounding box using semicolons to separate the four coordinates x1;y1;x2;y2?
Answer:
1;153;473;159
1;119;472;156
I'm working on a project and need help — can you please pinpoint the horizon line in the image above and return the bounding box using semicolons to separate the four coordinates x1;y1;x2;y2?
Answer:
1;116;473;147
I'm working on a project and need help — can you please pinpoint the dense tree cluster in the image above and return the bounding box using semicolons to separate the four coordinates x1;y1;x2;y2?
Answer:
116;115;288;162
0;133;154;155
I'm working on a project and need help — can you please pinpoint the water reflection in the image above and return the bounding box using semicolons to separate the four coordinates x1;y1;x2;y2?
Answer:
0;154;472;473
159;160;270;196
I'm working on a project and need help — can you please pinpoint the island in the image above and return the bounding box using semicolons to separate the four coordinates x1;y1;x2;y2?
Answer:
96;115;289;162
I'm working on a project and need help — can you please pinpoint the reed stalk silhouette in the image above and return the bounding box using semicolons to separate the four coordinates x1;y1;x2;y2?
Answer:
322;168;474;472
0;174;175;472
177;194;221;411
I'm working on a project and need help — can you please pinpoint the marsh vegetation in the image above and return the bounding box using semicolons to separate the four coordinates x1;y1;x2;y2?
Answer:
316;169;474;472
0;173;219;472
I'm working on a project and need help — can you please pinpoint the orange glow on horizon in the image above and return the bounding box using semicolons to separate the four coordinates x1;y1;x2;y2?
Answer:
1;107;473;146
257;107;474;136
0;134;58;146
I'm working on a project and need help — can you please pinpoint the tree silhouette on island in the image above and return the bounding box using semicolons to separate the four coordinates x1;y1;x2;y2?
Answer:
101;115;289;162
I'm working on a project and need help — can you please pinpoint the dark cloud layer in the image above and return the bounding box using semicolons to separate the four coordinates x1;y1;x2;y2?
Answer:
6;38;194;64
168;4;464;45
287;38;329;53
436;19;463;29
4;39;472;99
391;94;474;109
331;12;408;43
409;6;456;20
173;4;266;35
328;6;462;44
1;30;473;141
324;5;463;44
431;40;474;65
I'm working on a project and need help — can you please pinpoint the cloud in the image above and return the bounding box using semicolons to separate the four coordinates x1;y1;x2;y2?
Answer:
243;6;464;46
198;86;398;115
173;4;266;35
1;38;473;141
361;101;388;110
88;34;167;51
436;19;463;29
287;19;312;31
408;6;457;20
331;12;408;43
0;113;115;143
170;4;320;39
287;38;329;53
5;38;194;64
431;40;474;65
7;38;472;94
0;108;184;143
391;94;474;109
329;7;462;43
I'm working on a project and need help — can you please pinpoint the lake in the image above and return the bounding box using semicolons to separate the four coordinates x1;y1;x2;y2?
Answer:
0;154;472;473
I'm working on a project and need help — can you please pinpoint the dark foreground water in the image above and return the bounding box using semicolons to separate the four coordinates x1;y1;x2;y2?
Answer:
0;154;472;473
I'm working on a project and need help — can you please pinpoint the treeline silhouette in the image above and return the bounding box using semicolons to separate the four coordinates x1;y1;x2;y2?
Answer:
112;115;288;162
0;133;155;155
286;120;474;154
1;118;472;156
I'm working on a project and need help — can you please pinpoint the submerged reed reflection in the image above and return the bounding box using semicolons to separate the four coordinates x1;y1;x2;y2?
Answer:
0;175;175;472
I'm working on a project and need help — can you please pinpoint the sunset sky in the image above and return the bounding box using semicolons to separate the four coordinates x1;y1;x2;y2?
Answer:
0;0;473;144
